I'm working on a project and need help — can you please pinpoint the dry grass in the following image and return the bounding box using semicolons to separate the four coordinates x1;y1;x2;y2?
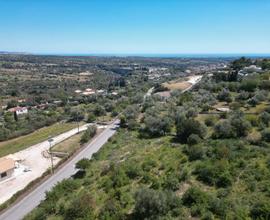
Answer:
163;81;191;91
52;133;83;154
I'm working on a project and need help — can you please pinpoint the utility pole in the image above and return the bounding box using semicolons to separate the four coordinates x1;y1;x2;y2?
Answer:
48;137;54;174
77;111;80;133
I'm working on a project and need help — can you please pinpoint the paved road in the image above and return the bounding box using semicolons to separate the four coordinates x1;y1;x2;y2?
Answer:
0;120;119;220
0;123;93;205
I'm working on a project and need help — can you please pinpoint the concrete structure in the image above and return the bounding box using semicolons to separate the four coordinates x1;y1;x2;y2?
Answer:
0;158;15;181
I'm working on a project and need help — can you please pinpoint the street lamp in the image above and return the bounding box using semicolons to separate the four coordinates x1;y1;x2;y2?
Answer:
48;136;54;174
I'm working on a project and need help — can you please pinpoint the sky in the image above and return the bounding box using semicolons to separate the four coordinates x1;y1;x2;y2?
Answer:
0;0;269;55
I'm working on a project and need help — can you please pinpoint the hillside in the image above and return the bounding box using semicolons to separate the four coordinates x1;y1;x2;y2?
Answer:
25;58;270;220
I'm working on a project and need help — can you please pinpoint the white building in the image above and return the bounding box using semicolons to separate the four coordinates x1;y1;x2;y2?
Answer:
8;106;28;116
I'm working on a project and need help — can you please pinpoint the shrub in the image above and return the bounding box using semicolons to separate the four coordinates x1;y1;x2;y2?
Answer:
204;116;217;127
142;115;173;137
87;112;96;123
162;174;180;191
64;193;95;220
182;186;209;207
94;104;106;116
176;118;207;143
76;158;91;170
195;161;232;187
246;131;261;144
134;188;182;219
99;199;124;220
217;89;232;102
250;201;270;220
186;144;204;161
245;115;258;127
80;125;97;144
259;112;270;127
111;168;129;188
261;128;270;142
213;120;235;139
240;78;259;92
187;134;202;146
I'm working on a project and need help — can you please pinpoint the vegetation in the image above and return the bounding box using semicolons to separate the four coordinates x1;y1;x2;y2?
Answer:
0;122;78;157
2;55;270;219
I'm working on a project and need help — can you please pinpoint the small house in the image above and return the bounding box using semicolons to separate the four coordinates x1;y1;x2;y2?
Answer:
8;106;28;120
0;158;15;182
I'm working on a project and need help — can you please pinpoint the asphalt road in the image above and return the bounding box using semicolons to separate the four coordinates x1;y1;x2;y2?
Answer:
0;120;119;220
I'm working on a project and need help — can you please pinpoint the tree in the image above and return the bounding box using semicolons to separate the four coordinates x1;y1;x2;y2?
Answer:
134;188;182;219
240;78;259;92
213;120;234;138
64;193;95;220
87;112;96;123
70;110;84;121
76;158;91;170
142;115;172;137
176;118;207;143
261;59;270;70
93;104;106;116
231;57;252;71
187;134;202;146
80;125;97;144
217;89;232;102
261;128;270;142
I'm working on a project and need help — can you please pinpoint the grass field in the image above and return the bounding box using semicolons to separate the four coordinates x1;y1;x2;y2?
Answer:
52;133;83;154
163;80;191;91
0;122;78;157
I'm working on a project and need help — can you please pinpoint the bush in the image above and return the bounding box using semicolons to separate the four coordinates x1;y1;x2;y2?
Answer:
195;161;232;187
213;113;251;138
259;112;270;127
250;201;270;220
76;158;91;170
94;104;106;116
204;116;216;127
213;120;235;139
87;112;96;123
134;188;182;219
240;78;259;92
186;144;204;161
111;168;129;188
176;118;207;143
261;128;270;142
142;115;173;137
64;193;95;220
70;110;84;121
80;125;97;144
99;199;124;220
187;134;202;146
217;89;232;102
162;174;180;191
182;186;209;207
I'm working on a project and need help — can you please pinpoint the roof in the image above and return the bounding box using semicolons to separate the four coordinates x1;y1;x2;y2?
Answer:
8;106;28;113
0;158;15;173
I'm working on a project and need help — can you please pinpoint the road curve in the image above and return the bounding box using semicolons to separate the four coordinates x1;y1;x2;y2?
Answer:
0;120;119;220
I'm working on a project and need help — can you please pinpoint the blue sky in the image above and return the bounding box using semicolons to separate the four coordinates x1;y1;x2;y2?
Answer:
0;0;269;54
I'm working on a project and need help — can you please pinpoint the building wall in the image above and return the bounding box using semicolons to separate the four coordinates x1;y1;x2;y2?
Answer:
0;168;14;182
